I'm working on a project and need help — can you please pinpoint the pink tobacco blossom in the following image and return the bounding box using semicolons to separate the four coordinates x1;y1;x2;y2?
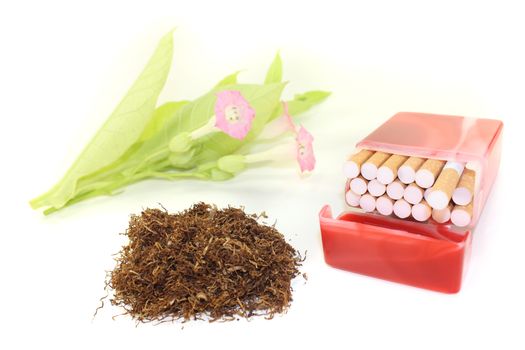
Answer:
295;126;316;172
214;90;255;140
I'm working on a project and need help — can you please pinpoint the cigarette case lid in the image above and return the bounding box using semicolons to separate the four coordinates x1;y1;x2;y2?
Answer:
356;111;502;163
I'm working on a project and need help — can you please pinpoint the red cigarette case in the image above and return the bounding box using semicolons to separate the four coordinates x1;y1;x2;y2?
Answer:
319;112;503;293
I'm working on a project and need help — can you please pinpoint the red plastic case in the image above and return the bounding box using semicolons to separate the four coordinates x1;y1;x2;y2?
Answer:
319;112;503;293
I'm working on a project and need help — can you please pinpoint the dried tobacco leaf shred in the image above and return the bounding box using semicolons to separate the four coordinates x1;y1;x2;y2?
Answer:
107;203;303;322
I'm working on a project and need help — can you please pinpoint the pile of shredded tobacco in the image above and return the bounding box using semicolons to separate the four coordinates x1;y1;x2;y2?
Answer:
106;203;303;322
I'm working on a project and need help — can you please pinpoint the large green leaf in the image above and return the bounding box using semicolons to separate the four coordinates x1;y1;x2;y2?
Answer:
31;30;175;210
214;71;240;88
287;90;331;116
264;52;282;84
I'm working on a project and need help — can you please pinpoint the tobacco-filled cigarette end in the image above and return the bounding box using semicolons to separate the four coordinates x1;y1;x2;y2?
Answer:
359;194;376;212
345;190;361;207
393;199;412;219
376;196;394;216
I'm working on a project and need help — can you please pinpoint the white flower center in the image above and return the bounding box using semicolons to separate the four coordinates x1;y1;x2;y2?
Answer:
225;105;242;124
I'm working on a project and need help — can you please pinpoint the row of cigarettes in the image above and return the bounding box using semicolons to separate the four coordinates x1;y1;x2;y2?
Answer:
343;150;476;227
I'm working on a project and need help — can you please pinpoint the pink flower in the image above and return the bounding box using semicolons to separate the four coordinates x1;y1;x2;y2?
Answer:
214;90;256;140
257;102;297;140
296;126;315;172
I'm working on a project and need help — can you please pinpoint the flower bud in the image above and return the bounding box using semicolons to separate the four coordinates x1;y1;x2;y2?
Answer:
217;155;246;173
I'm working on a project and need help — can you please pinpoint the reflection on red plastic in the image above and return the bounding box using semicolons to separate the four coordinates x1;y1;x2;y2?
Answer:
319;205;472;293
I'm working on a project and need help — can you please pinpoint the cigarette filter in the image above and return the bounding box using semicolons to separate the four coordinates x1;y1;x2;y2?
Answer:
451;202;474;227
368;179;386;197
452;169;475;205
403;183;424;205
415;159;445;188
350;176;368;195
377;154;409;185
343;149;374;179
432;203;453;224
361;151;391;180
345;190;361;207
386;180;406;200
376;195;394;216
398;156;425;184
359;194;377;213
412;200;432;222
428;162;465;210
393;199;412;219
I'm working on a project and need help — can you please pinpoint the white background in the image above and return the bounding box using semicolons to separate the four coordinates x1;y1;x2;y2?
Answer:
1;1;524;349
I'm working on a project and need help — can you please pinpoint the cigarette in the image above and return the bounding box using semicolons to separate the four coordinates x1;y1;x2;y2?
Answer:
345;189;361;207
423;188;432;202
452;169;475;206
397;157;425;184
359;193;377;212
361;151;391;180
427;161;465;210
343;149;374;179
451;201;473;227
376;195;394;216
415;159;445;188
377;154;409;185
368;179;386;197
403;183;424;205
350;176;368;195
432;203;453;224
411;200;432;222
386;180;406;200
393;199;412;219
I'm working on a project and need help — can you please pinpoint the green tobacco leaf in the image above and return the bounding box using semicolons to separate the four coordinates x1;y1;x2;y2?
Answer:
287;90;331;116
214;71;240;88
264;52;282;84
31;30;175;210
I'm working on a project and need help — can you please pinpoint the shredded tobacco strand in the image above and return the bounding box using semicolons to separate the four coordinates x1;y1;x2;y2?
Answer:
107;203;303;322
